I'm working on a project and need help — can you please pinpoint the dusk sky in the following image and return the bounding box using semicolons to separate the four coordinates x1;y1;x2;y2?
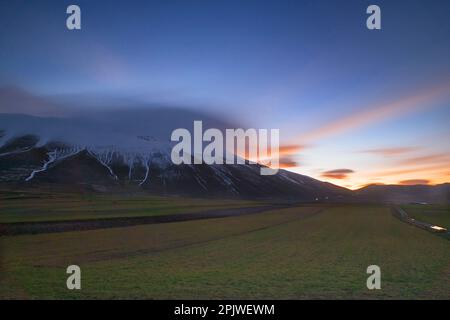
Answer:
1;0;449;189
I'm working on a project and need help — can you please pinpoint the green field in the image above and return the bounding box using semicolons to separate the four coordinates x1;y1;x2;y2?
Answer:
1;202;449;299
0;191;261;223
402;204;450;230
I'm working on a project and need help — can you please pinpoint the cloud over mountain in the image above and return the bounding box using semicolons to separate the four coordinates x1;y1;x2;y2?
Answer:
321;168;355;180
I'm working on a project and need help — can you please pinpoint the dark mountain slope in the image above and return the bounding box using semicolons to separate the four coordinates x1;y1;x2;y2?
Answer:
29;150;119;187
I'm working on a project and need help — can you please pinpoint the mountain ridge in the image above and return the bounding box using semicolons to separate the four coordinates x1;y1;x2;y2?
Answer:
0;112;448;203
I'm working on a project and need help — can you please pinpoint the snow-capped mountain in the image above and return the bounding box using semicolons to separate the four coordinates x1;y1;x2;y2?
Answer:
0;112;351;200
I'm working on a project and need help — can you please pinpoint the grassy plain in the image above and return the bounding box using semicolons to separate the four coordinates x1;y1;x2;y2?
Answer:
402;204;450;229
0;191;261;223
1;202;449;299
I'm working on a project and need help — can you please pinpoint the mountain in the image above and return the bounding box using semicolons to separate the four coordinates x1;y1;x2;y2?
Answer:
1;109;447;203
355;184;450;204
0;132;351;200
0;113;351;200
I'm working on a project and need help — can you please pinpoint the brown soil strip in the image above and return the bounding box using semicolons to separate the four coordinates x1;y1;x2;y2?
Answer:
0;205;290;236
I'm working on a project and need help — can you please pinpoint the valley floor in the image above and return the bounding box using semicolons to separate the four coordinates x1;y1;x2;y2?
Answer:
0;196;449;299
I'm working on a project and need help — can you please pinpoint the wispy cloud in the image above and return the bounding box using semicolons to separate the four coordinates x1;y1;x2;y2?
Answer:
362;147;419;156
86;44;131;86
398;153;450;166
279;144;305;155
0;86;65;117
369;163;450;182
321;168;354;179
297;82;450;143
238;143;303;169
399;179;430;185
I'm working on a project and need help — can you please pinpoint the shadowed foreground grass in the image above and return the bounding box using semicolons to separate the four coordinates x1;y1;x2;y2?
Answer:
1;205;449;299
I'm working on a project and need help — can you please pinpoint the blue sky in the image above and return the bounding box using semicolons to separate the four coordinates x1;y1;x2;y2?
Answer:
1;0;449;188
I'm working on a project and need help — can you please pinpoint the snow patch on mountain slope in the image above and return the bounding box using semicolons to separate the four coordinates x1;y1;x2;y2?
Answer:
25;147;83;181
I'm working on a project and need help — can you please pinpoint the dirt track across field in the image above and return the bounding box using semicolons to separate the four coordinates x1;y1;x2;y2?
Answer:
0;205;290;236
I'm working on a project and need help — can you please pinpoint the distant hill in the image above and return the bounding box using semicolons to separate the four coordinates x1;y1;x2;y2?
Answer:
355;184;450;204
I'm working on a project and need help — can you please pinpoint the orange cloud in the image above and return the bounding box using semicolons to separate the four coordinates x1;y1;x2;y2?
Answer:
321;168;354;179
272;144;304;168
297;82;450;143
237;143;302;169
279;144;305;155
399;179;430;185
